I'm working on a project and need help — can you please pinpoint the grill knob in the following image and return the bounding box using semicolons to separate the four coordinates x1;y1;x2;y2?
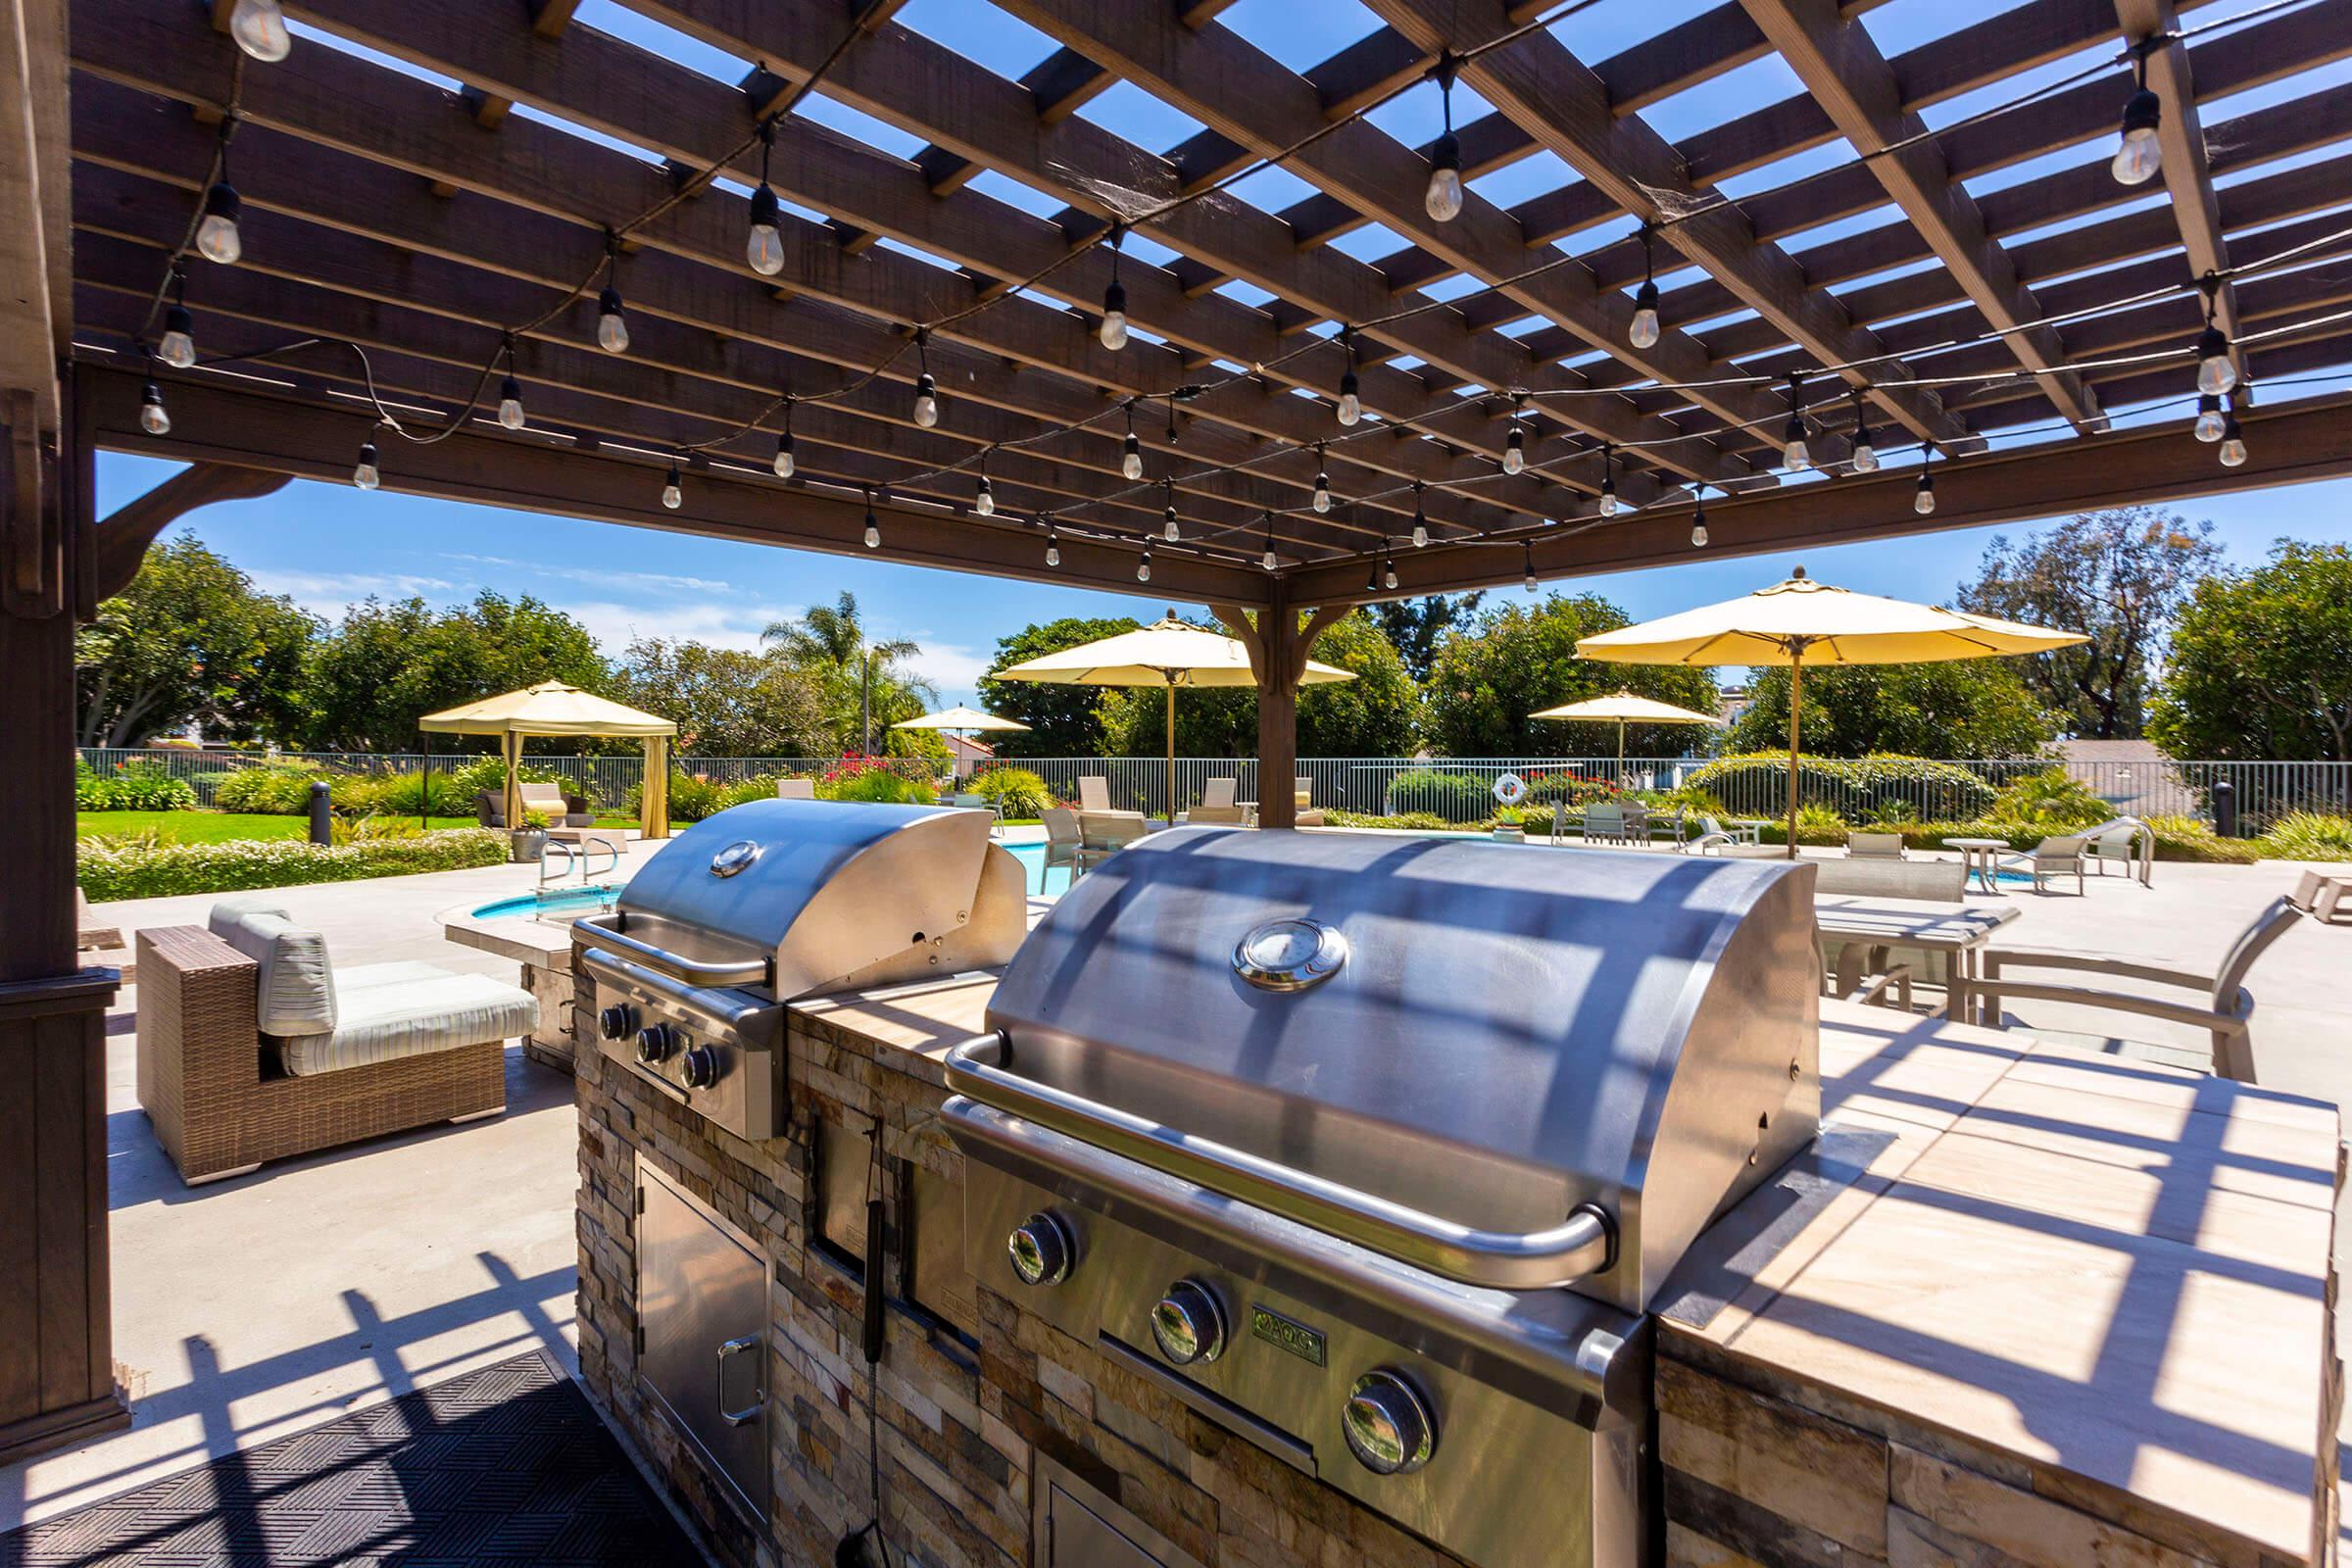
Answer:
1343;1371;1436;1476
1151;1280;1227;1366
635;1023;674;1064
599;1004;638;1041
680;1045;719;1089
1005;1213;1074;1287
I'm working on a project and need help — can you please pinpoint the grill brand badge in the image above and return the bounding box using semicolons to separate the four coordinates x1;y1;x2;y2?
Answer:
710;840;760;878
1249;1305;1327;1367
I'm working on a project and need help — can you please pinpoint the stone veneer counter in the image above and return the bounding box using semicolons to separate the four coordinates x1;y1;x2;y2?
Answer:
574;973;2341;1568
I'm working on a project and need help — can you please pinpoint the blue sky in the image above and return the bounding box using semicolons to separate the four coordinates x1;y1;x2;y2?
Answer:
112;0;2352;707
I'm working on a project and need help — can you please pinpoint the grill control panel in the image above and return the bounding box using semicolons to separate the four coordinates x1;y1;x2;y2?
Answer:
577;946;786;1142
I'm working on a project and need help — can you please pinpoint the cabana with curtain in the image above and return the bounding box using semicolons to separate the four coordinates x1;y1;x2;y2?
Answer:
417;681;677;841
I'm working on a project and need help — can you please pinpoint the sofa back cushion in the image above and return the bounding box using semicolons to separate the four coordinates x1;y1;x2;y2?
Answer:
208;901;337;1036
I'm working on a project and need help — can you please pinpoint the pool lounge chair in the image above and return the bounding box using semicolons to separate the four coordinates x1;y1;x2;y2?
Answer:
1181;778;1248;825
135;898;536;1184
1076;775;1113;812
2000;833;2089;895
1965;887;2318;1083
2083;816;2155;886
2296;869;2349;924
1293;779;1325;828
1847;831;1907;861
776;777;816;800
1685;815;1762;854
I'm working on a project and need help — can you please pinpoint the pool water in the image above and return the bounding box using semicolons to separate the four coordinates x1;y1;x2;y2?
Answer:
1003;842;1072;898
471;884;622;921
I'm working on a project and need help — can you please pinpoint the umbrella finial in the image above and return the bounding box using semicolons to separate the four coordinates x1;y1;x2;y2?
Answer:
1790;564;1807;580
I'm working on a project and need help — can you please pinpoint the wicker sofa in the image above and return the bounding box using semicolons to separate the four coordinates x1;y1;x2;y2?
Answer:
135;898;536;1185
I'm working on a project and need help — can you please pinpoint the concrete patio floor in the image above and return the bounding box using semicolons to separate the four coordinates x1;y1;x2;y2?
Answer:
5;841;2346;1544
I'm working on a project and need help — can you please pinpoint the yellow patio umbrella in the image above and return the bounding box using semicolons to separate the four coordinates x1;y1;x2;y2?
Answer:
418;680;679;840
1576;568;2085;858
990;612;1354;820
892;705;1031;780
1529;690;1725;766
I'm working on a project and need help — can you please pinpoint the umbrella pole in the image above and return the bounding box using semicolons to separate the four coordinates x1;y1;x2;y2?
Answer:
1786;656;1803;860
1164;679;1176;827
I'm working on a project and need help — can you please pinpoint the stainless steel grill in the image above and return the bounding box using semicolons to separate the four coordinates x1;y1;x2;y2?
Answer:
943;826;1822;1568
573;799;1025;1141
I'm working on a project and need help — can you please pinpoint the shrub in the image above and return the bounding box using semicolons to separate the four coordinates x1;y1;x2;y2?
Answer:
2140;812;2262;864
971;765;1050;819
822;768;939;806
1985;766;2110;831
2261;810;2352;862
1382;768;1494;823
75;759;197;811
1514;768;1620;810
77;827;508;901
364;768;471;817
624;770;727;822
1757;803;1851;847
1324;809;1456;831
328;813;423;846
1683;754;1999;823
718;774;784;811
211;761;336;814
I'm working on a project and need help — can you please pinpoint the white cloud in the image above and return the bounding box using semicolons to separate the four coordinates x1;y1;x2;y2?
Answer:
435;553;737;597
906;641;991;700
253;570;458;616
565;600;794;656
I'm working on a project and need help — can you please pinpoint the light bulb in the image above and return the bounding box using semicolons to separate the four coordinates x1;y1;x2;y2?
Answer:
1262;546;1278;571
1524;569;1538;593
1783;419;1810;471
975;476;995;516
139;381;171;436
1424;139;1464;223
1411;522;1429;549
1850;425;1878;473
1312;473;1331;513
746;185;784;275
1690;503;1707;549
160;304;196;368
912;372;939;428
1122;433;1144;480
1337;369;1360;426
1046;535;1060;567
1384;561;1398;591
2218;414;2246;467
773;432;795;477
597;287;629;354
2194;393;2225;442
864;519;881;547
1100;279;1128;351
353;441;380;490
2193;325;2234;395
2112;86;2163;186
1629;279;1661;350
497;376;524;430
1503;426;1525;474
195;182;242;265
1137;552;1152;583
1523;545;1538;593
1163;506;1180;543
662;467;683;510
227;0;291;62
1599;478;1618;517
1914;472;1936;515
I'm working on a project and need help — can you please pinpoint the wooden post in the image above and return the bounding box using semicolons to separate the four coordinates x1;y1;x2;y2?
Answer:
642;735;669;840
1217;593;1348;832
0;380;129;1465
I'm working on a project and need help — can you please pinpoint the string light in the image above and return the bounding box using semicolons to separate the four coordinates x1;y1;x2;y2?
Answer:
227;0;291;62
597;238;629;354
1689;487;1707;549
974;451;995;515
863;488;881;546
195;174;243;266
2193;281;2235;395
747;122;785;276
159;265;196;368
1629;225;1661;350
1162;479;1181;542
911;329;939;427
1598;444;1618;517
1523;540;1538;593
2217;408;2247;467
2193;392;2225;442
774;399;796;476
1411;482;1429;548
2112;50;2163;186
496;337;524;429
1137;549;1152;583
1101;225;1129;351
1915;446;1937;515
1384;554;1399;592
1122;404;1144;480
1261;511;1278;572
1312;446;1332;513
138;378;171;436
662;460;683;510
1424;54;1464;222
353;435;381;491
1848;389;1878;473
1502;395;1527;474
1366;553;1382;594
1782;374;1810;470
1046;525;1060;568
1336;328;1361;426
1164;394;1180;444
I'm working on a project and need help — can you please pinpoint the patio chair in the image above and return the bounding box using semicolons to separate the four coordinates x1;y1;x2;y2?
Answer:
2296;869;2350;924
2083;816;2155;886
1964;889;2316;1083
1583;801;1646;846
76;888;123;955
1684;814;1762;855
1847;831;1907;861
776;777;816;800
1076;775;1113;811
1078;808;1152;867
1181;778;1248;825
1293;778;1326;829
1999;832;2089;895
1041;807;1084;881
135;897;536;1184
517;780;569;824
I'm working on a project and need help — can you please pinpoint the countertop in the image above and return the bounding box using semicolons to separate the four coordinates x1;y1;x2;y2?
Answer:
787;980;2340;1566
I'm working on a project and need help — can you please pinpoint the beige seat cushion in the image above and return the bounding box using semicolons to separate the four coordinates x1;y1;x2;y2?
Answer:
275;962;537;1076
209;901;337;1037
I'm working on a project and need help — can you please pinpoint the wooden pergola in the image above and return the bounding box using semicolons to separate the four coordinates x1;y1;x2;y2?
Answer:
5;0;2352;1462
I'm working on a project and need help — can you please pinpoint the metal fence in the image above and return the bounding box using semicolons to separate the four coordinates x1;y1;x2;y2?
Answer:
77;748;2352;835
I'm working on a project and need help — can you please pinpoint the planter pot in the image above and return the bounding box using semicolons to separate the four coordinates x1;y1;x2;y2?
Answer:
511;829;548;862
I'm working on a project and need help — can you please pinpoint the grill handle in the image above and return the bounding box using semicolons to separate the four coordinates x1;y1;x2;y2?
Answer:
573;911;770;988
945;1032;1616;1291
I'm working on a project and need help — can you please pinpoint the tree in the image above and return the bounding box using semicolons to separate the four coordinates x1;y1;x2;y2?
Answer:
1421;593;1719;757
74;533;316;747
1365;592;1484;684
762;591;934;752
1724;660;2060;759
2149;541;2352;761
607;638;829;757
1094;612;1421;758
293;591;606;751
976;615;1142;757
1957;506;2219;738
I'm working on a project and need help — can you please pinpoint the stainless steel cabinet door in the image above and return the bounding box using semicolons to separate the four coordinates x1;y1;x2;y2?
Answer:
638;1159;767;1518
1034;1456;1202;1568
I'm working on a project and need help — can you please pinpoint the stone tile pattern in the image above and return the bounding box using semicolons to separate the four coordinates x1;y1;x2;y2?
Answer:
1658;1338;2340;1568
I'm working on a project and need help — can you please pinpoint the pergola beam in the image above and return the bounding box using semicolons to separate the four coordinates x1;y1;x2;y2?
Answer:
1740;0;2104;433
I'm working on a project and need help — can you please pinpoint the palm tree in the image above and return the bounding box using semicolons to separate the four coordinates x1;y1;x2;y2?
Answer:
761;592;934;753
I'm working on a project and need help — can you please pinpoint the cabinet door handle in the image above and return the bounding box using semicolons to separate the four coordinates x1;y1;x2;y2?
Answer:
715;1336;763;1426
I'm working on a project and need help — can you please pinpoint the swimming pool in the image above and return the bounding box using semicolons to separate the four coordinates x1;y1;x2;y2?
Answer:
470;884;622;921
1003;842;1072;897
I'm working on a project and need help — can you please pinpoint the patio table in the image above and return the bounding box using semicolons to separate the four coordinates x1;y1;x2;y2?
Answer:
1942;836;2012;894
1814;895;2019;1023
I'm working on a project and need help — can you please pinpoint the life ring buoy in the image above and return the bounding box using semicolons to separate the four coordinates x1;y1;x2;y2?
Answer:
1492;772;1527;806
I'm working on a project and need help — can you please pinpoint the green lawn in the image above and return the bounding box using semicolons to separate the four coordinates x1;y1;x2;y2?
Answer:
78;810;480;842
